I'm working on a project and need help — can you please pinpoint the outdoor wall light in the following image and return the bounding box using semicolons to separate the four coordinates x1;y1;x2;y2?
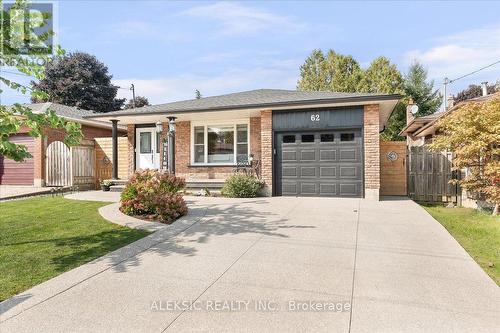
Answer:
155;121;163;133
168;117;177;133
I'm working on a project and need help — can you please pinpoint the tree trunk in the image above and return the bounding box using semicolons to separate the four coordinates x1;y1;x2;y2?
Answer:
493;203;499;216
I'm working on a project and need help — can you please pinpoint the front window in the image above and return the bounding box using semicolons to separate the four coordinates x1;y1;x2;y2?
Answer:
192;123;249;164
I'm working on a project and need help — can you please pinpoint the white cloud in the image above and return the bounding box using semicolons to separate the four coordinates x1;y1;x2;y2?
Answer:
180;2;305;36
404;24;500;85
105;20;181;43
113;67;298;104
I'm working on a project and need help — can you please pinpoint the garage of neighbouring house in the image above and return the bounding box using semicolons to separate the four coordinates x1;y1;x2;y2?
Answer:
0;134;35;185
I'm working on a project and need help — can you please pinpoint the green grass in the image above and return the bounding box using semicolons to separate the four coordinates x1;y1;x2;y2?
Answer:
422;205;500;285
0;197;150;301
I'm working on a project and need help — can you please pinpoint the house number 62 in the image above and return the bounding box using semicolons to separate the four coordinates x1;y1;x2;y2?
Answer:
310;114;320;122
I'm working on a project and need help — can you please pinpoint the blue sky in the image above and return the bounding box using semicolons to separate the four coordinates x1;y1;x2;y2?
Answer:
2;0;500;105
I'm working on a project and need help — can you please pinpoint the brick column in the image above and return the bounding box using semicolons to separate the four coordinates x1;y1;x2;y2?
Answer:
33;136;44;187
364;104;380;200
175;121;191;176
260;110;272;196
127;124;135;177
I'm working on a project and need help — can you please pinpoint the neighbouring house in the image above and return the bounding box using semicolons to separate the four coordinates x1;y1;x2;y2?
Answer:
400;90;500;208
87;89;401;199
0;102;127;186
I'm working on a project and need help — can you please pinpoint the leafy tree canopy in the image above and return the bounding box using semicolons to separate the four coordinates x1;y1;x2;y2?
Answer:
358;56;403;94
124;96;150;109
429;95;500;215
1;0;83;162
454;82;498;103
298;50;443;141
404;62;441;117
31;51;125;112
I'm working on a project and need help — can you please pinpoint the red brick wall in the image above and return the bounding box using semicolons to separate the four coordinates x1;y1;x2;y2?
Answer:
364;104;380;199
260;110;272;195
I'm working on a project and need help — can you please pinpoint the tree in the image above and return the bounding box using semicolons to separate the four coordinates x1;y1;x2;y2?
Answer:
31;51;125;112
297;49;363;92
381;62;441;141
358;56;403;94
195;89;202;99
455;82;498;103
1;0;82;162
124;96;150;109
297;49;328;91
404;62;441;117
429;95;500;215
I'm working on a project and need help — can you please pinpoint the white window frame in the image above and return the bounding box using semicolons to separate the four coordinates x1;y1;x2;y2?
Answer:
190;118;251;166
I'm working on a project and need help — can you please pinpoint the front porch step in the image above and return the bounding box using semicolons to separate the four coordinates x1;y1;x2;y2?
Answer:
185;179;225;190
106;179;128;186
110;184;126;192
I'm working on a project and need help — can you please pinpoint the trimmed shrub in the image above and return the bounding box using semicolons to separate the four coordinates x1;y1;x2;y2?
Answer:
221;174;264;198
120;169;187;223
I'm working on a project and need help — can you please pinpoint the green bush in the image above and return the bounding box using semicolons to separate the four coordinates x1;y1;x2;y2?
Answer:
221;174;264;198
120;169;187;223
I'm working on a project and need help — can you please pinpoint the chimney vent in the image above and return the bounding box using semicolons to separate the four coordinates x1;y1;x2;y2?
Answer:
481;82;488;96
447;95;455;109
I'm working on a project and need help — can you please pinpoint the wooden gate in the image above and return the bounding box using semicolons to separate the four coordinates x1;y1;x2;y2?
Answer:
407;146;461;203
46;141;71;186
72;140;95;189
380;141;407;196
46;140;96;188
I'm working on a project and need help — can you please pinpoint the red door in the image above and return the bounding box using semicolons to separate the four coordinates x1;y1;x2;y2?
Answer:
0;135;35;185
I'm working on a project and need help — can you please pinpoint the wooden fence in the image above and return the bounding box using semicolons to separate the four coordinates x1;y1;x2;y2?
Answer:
407;146;461;204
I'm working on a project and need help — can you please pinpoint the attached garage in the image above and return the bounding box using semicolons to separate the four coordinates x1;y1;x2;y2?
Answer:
273;107;364;197
0;135;35;185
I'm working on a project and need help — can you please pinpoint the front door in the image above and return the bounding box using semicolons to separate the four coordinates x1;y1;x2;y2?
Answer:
136;128;160;170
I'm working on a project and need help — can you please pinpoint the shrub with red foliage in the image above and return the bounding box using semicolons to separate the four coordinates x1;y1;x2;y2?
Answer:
120;169;187;223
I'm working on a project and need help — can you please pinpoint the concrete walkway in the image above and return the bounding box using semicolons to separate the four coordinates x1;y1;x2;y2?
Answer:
1;196;499;332
0;185;57;200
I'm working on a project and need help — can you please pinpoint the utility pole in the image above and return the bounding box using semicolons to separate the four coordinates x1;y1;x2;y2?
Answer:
443;77;449;111
130;83;136;108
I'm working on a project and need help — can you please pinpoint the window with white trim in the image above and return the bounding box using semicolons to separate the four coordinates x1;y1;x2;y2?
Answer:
192;123;249;165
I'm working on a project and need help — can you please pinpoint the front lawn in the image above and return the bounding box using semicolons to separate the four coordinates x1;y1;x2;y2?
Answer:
0;197;150;301
422;205;500;285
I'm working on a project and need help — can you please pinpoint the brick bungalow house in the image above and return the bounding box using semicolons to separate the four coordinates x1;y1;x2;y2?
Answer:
88;89;401;200
0;102;126;186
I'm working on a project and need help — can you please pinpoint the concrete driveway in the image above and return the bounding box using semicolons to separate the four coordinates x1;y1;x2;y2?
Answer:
1;196;499;332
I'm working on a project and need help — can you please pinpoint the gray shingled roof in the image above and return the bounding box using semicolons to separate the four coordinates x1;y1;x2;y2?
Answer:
87;89;400;118
26;102;96;119
19;102;126;130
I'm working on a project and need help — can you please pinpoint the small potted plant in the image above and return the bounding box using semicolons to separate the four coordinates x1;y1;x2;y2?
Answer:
101;180;113;192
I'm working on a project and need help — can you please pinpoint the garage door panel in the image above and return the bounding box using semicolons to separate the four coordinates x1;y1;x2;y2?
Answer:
300;166;316;178
300;183;317;195
282;151;297;161
0;135;35;185
320;166;336;178
276;130;362;197
282;166;297;177
320;183;337;196
300;150;315;161
319;149;336;161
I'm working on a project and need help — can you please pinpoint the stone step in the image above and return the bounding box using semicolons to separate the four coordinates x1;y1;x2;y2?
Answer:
185;180;225;190
109;185;126;192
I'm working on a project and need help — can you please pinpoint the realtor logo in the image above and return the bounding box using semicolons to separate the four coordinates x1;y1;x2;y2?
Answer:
1;1;56;55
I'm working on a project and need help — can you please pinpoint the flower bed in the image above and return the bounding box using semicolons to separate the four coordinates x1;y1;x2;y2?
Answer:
120;169;187;223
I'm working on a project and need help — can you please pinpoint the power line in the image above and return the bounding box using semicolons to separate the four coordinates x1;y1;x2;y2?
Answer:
449;60;500;84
